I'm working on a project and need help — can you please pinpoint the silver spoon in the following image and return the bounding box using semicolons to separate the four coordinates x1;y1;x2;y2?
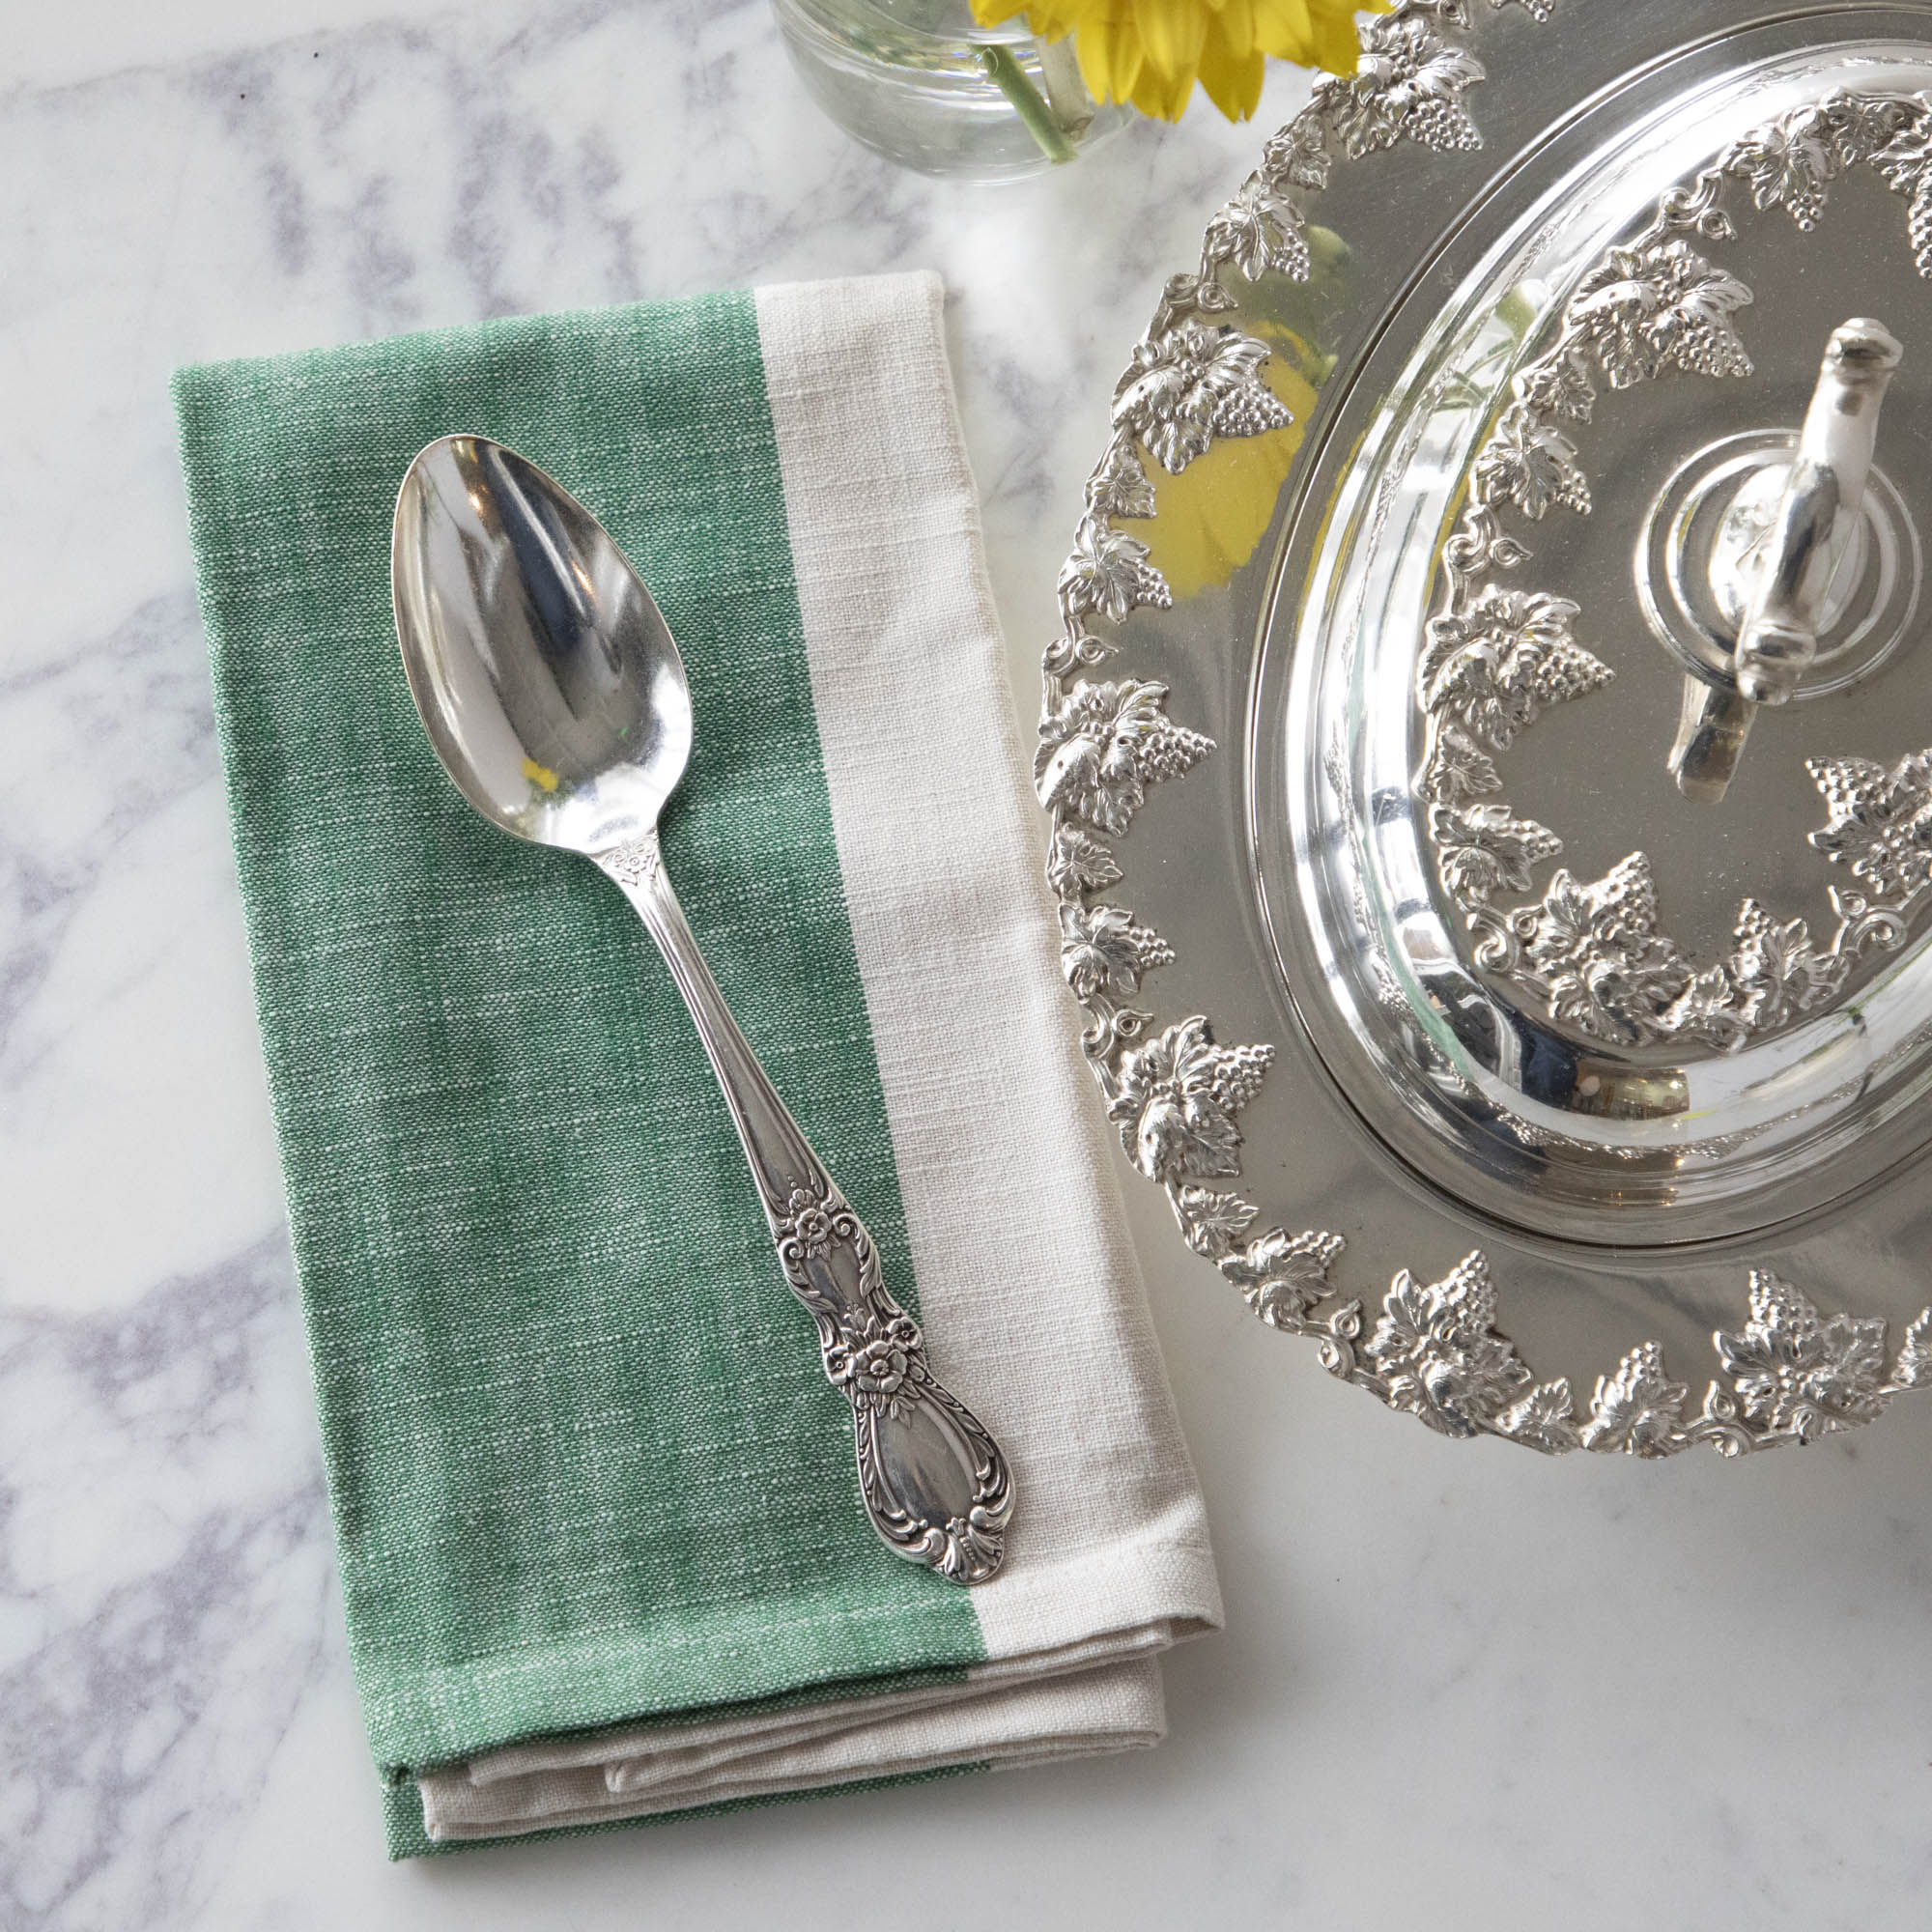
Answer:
390;434;1012;1584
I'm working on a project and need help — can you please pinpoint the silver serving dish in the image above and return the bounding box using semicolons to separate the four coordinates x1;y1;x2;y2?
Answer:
1040;0;1932;1456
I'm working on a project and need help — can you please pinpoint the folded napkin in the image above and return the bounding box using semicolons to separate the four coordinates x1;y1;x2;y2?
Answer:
173;270;1219;1857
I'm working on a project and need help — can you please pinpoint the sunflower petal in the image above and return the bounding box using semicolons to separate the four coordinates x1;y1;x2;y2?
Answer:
1252;0;1314;65
1129;48;1196;122
1211;0;1259;59
1131;0;1208;82
1309;2;1368;75
1074;14;1145;105
969;0;1037;26
1196;23;1264;120
1035;0;1372;123
1023;1;1085;36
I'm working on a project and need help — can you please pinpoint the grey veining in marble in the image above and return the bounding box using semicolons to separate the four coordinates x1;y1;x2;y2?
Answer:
3;2;1931;1928
0;1242;329;1926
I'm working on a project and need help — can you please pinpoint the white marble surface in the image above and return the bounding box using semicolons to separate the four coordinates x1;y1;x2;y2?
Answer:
3;3;1931;1925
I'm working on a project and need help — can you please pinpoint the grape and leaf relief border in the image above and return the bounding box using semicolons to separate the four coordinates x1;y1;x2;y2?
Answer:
1036;0;1932;1456
1418;85;1932;1053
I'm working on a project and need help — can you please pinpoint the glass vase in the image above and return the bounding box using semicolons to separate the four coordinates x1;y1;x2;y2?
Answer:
773;0;1126;184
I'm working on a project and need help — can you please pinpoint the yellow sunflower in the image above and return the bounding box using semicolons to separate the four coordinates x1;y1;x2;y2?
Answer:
970;0;1379;123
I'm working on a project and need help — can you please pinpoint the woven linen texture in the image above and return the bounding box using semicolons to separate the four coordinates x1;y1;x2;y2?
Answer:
754;276;1222;1663
174;292;988;1830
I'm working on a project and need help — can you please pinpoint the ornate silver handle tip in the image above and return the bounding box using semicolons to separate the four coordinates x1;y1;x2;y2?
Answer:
599;835;1013;1585
1669;316;1905;802
1733;317;1902;707
777;1182;1014;1585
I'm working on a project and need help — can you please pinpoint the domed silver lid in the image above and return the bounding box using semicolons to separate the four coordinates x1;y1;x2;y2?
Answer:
1262;17;1932;1243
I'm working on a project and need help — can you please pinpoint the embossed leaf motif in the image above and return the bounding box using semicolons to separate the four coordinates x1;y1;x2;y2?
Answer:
1579;1342;1691;1457
1036;679;1213;836
1058;518;1172;626
1492;1379;1580;1456
1260;117;1331;194
1892;1309;1932;1389
1203;173;1311;283
1726;112;1841;229
1060;902;1174;1001
1516;348;1596;423
1434;803;1561;904
1716;1271;1892;1440
1108;1015;1272;1182
1813;86;1918;168
1318;13;1486;159
1472;412;1590;520
1721;899;1845;1032
1806;748;1932;905
1086;438;1158;522
1417;587;1611;750
1172;1185;1258;1257
1219;1227;1345;1327
1427;721;1502;804
1045;824;1123;899
1568;241;1753;387
1112;320;1292;474
1523;854;1690;1044
1367;1252;1531;1438
1868;114;1932;277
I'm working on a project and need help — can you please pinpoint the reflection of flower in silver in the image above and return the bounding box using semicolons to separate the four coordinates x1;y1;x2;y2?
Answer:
1716;1270;1891;1441
783;1189;838;1258
1417;587;1610;751
1807;747;1932;907
1366;1251;1529;1438
826;1314;923;1411
1035;680;1212;837
1112;320;1291;474
1580;1342;1690;1458
1108;1016;1272;1183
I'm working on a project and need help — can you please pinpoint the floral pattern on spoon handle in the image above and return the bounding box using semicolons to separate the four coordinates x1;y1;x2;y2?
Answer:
598;833;1013;1584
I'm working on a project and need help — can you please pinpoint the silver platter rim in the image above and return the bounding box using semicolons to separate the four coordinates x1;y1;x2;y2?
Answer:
1035;0;1932;1461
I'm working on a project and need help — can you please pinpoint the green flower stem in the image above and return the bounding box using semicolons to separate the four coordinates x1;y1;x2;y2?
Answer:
978;42;1080;164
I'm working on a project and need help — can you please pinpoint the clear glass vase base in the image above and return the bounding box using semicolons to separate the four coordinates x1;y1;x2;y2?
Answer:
774;0;1126;183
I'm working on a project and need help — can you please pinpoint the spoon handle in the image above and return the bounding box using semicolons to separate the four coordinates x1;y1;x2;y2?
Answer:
595;834;1013;1585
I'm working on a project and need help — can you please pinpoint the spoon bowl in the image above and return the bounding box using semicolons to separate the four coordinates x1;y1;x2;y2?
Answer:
392;435;693;856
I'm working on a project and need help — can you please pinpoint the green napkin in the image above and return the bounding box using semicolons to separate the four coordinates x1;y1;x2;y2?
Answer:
174;273;1218;1857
